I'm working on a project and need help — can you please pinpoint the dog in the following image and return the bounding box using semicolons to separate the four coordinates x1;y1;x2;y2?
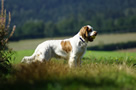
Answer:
21;25;97;68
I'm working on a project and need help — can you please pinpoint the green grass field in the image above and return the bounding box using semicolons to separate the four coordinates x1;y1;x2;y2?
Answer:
3;50;135;90
12;50;136;64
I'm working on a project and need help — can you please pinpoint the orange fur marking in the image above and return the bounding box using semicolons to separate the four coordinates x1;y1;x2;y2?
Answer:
61;41;72;53
79;26;88;39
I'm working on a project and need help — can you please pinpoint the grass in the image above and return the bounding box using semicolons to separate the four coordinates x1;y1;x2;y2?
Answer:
4;50;136;89
11;50;34;64
1;50;136;90
11;50;136;64
9;62;136;90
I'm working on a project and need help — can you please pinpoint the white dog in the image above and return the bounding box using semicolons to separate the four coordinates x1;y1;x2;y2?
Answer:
21;25;97;67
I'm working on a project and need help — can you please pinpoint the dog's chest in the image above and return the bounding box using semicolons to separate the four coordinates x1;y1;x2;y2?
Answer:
73;44;86;56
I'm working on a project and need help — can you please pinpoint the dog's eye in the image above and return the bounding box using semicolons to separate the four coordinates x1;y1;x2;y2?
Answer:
89;29;92;32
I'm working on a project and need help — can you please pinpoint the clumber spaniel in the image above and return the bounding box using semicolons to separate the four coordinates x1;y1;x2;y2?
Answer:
21;25;97;67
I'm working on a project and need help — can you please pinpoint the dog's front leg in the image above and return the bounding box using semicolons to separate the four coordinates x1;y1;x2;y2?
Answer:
69;55;77;68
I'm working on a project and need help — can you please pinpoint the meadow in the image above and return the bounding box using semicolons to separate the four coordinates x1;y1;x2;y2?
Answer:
2;50;134;90
2;33;136;90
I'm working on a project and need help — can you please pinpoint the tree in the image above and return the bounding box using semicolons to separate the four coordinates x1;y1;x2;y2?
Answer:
22;20;44;39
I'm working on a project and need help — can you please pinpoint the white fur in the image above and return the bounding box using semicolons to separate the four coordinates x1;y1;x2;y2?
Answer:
87;25;93;30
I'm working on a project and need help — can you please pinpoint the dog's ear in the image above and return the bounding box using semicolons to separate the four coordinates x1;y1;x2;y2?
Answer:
84;26;89;37
83;26;89;38
79;26;89;39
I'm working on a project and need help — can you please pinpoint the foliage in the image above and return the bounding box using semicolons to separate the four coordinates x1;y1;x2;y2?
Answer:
5;0;136;40
0;0;15;76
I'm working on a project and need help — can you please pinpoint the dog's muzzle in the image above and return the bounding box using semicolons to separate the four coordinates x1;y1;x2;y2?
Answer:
88;31;97;42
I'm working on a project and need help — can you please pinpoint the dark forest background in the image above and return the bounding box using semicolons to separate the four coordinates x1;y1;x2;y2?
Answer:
4;0;136;40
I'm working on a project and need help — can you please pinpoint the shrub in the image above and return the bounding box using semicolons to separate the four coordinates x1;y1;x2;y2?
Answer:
0;0;16;76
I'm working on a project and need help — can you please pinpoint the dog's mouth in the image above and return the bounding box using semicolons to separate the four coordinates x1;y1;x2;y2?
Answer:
88;36;95;42
88;31;97;42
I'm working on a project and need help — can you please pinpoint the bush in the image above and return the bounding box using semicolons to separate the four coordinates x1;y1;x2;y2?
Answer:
0;0;16;76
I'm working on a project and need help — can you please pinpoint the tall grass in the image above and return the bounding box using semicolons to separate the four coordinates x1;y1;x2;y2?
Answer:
1;54;136;90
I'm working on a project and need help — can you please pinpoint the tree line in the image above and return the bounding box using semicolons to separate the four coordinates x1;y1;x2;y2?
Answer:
11;14;136;41
4;0;136;40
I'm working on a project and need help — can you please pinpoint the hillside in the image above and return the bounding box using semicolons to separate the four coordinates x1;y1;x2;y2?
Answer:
3;0;136;40
5;0;136;24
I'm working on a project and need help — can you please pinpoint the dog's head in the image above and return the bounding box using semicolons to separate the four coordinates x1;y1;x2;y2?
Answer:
79;25;97;42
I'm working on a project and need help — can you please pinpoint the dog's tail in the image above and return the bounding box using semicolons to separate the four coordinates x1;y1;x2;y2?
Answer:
21;53;36;63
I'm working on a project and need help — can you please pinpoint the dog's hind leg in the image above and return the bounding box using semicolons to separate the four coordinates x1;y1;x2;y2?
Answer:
34;48;52;62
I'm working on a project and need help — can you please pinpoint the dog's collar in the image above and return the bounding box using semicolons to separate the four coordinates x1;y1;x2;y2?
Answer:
79;37;85;43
